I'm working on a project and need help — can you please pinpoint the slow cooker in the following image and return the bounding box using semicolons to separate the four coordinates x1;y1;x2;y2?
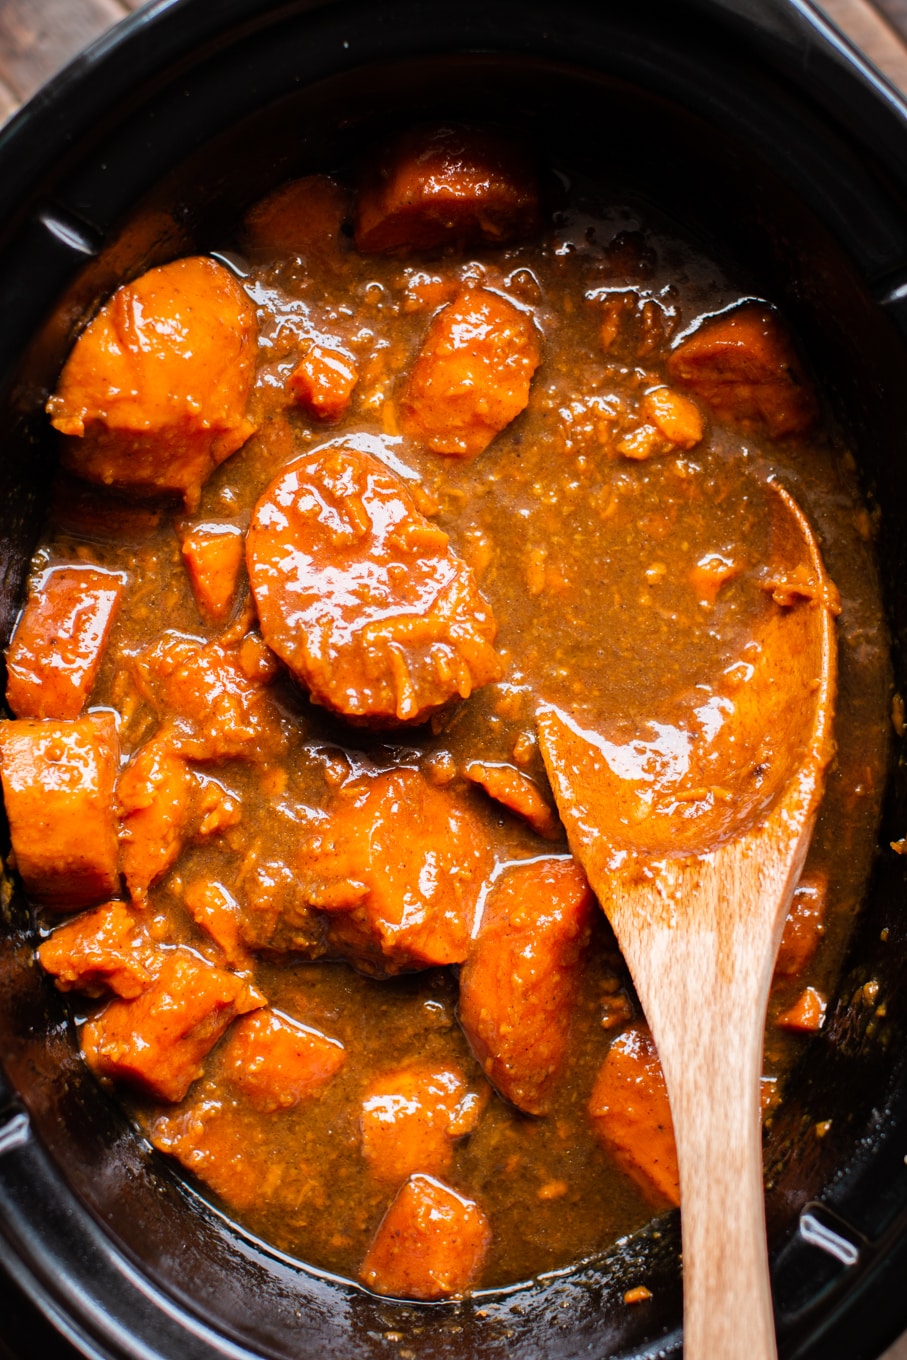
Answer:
2;0;907;1355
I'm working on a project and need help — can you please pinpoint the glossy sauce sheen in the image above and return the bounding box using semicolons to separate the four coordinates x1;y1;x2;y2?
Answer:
3;131;891;1296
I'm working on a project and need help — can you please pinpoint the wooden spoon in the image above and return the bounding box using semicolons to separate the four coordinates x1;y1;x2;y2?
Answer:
537;480;838;1360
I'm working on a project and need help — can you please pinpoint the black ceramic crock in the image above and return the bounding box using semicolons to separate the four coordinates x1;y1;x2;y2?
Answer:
2;1;907;1356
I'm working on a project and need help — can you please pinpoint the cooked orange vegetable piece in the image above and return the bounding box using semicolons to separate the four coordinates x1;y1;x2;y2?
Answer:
224;1008;345;1113
82;951;263;1102
667;304;817;437
182;878;249;968
354;124;539;254
47;257;258;509
5;565;124;719
458;857;594;1114
464;760;560;840
38;900;155;999
297;767;493;975
134;632;285;762
400;288;541;457
360;1063;482;1184
588;1023;680;1209
360;1173;491;1300
150;1097;266;1213
180;524;244;623
640;386;703;448
777;986;827;1032
243;174;349;258
117;738;193;904
247;446;501;724
289;343;358;421
775;872;828;977
0;713;119;909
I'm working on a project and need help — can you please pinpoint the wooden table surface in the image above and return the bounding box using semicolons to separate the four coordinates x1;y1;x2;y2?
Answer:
2;1;907;1357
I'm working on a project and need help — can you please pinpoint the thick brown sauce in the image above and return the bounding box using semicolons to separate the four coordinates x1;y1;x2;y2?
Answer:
24;171;890;1290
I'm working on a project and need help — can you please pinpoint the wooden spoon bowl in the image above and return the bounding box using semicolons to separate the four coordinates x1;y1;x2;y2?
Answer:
538;479;838;1360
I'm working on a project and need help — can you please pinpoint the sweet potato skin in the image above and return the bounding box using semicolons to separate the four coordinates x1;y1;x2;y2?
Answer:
48;257;258;509
5;565;124;719
458;857;594;1114
0;713;119;908
360;1173;491;1299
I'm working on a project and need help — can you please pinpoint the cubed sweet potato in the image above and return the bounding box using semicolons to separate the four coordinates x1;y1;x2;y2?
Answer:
588;1023;680;1208
0;713;119;909
47;257;258;510
82;950;263;1102
458;857;594;1114
360;1063;483;1184
182;878;248;968
223;1008;345;1113
5;565;124;719
38;899;155;999
180;524;244;623
775;872;827;978
117;737;193;904
296;767;493;975
288;342;358;421
667;304;817;438
242;174;349;258
359;1173;491;1300
400;288;541;457
776;986;827;1032
355;125;539;254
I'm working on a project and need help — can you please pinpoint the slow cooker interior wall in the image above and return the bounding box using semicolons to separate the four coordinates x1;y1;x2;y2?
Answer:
1;42;907;1360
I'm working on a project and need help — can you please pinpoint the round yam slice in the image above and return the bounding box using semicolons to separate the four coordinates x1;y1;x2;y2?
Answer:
47;256;258;509
247;445;501;723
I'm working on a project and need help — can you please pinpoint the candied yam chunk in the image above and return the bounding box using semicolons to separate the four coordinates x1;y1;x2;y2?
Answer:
180;524;244;623
354;124;540;255
360;1063;483;1185
667;304;817;438
82;951;263;1103
237;856;328;957
288;342;358;421
242;174;349;258
640;386;703;449
360;1174;491;1300
776;986;827;1032
224;1008;345;1113
38;900;155;999
47;257;258;509
0;714;119;909
464;760;560;840
5;565;124;719
458;857;594;1114
400;288;541;458
117;738;193;904
775;872;828;977
588;1023;680;1209
247;447;500;724
183;878;249;968
297;767;492;975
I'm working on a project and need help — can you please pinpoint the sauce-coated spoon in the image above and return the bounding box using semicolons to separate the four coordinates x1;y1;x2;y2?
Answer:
538;481;838;1360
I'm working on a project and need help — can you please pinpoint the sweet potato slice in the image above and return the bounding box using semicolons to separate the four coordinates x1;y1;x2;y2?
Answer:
242;174;349;258
180;524;244;623
5;565;124;719
360;1174;491;1300
117;737;193;904
38;899;155;999
48;256;258;509
82;950;263;1102
774;872;827;977
297;767;493;975
0;714;119;909
247;446;500;724
289;343;358;421
354;125;539;254
400;288;541;458
360;1063;483;1184
588;1023;680;1208
224;1008;345;1113
667;304;817;438
458;857;594;1114
182;878;249;968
